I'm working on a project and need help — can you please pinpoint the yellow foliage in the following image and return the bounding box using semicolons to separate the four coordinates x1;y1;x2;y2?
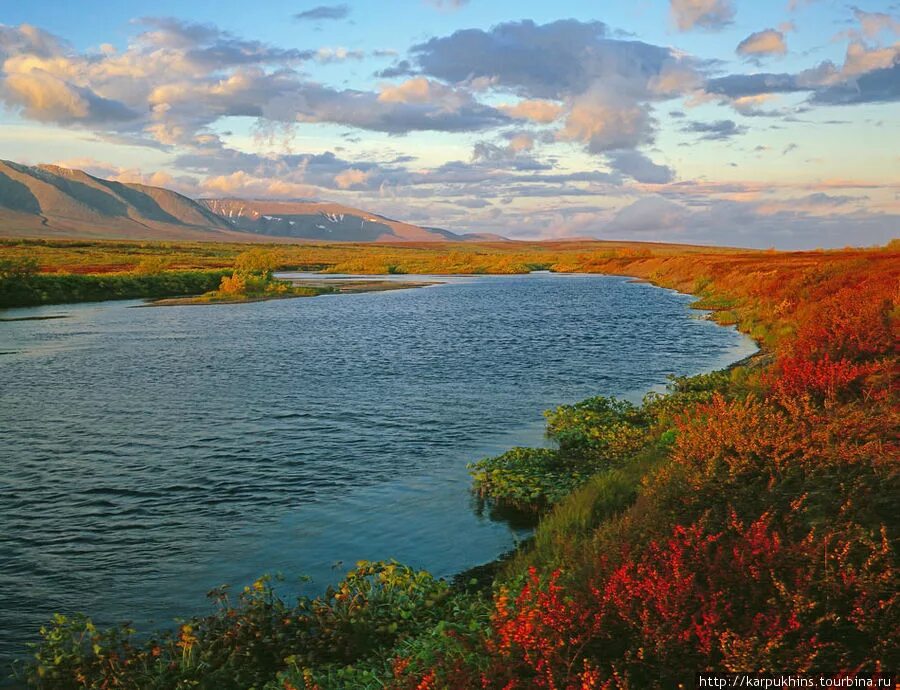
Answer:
134;256;170;274
234;249;279;275
218;273;247;295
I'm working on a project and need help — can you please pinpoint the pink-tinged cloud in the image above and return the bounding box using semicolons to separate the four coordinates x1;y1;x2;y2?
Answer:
201;171;317;198
853;7;900;39
500;99;564;123
333;168;371;189
377;77;451;104
559;87;652;153
736;29;788;58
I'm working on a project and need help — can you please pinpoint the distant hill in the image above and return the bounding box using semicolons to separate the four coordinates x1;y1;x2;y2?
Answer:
0;160;250;241
0;160;504;242
199;198;504;243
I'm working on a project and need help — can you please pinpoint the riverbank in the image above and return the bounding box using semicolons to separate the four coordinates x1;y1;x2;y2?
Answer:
0;269;231;308
144;279;438;306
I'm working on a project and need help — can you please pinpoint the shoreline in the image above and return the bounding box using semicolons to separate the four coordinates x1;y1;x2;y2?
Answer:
446;274;765;586
141;279;440;306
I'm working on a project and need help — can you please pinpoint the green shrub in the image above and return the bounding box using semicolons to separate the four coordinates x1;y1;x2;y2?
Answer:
469;447;582;511
22;562;475;690
0;270;230;308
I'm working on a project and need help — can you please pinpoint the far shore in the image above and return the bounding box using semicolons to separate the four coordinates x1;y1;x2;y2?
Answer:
143;278;440;306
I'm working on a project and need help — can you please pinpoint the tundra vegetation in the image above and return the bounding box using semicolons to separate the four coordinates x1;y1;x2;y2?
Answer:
9;239;898;689
178;249;334;304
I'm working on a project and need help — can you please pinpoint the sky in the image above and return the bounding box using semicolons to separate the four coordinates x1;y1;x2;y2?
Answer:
0;0;898;248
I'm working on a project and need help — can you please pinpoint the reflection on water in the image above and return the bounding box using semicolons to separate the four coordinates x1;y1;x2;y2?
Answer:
0;273;755;667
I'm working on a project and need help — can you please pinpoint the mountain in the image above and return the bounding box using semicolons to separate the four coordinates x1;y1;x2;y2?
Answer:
199;199;504;243
0;160;505;242
0;160;252;241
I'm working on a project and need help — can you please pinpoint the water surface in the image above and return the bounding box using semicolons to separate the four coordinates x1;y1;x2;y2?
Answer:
0;273;755;669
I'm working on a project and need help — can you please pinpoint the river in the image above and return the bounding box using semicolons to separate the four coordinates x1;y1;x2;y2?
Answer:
0;272;756;670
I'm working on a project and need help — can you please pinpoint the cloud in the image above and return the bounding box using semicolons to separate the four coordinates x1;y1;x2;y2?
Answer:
51;157;181;189
729;93;783;116
412;20;680;100
201;170;316;197
333;168;371;189
412;19;609;99
267;83;509;133
374;60;416;79
506;133;535;153
851;7;900;40
648;61;704;96
811;61;900;104
500;99;564;123
0;23;68;58
606;150;674;184
293;5;350;22
670;0;735;31
3;68;138;124
377;76;470;107
135;17;315;66
424;0;469;9
559;87;653;153
787;0;816;11
0;17;709;166
840;41;900;77
705;6;900;107
608;196;689;232
314;47;365;63
736;29;788;58
469;133;551;171
704;72;801;98
682;119;747;140
710;43;900;107
0;19;516;143
407;19;703;158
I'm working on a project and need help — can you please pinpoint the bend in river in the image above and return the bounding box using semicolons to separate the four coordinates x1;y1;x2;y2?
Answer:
0;273;757;668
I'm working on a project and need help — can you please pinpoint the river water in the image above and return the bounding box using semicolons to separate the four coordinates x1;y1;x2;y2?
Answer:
0;273;756;669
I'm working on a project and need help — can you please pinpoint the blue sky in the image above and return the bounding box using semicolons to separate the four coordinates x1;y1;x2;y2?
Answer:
1;0;898;247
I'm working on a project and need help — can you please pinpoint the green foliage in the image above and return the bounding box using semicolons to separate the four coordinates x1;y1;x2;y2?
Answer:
0;255;39;280
469;447;582;511
26;613;136;689
21;562;487;690
545;396;649;459
470;396;654;513
272;564;493;689
503;448;667;577
0;270;230;308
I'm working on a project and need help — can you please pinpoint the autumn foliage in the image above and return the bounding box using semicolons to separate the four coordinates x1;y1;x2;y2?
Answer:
383;247;898;689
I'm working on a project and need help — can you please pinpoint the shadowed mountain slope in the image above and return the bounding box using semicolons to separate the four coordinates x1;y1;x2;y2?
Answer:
199;198;504;242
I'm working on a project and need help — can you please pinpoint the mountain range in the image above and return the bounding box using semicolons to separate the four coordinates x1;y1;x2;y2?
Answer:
0;160;504;243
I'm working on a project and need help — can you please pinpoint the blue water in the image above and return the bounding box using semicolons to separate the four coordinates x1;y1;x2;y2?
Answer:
0;273;755;670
